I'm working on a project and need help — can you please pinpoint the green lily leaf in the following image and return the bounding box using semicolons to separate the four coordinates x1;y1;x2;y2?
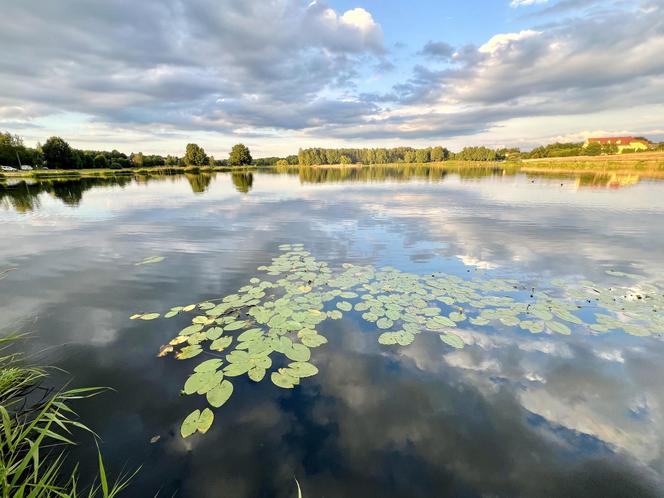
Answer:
207;380;233;407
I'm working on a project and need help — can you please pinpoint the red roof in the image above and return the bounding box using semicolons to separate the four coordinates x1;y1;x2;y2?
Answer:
588;137;650;145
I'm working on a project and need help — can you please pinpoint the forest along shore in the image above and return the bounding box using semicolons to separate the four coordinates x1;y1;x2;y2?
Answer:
2;153;664;180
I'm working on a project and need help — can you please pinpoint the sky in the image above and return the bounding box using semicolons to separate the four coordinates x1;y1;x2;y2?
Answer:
0;0;663;157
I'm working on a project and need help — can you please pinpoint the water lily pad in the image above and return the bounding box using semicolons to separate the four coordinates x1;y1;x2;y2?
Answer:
194;359;223;373
206;327;224;340
139;313;160;321
197;408;214;434
136;256;165;266
547;321;571;335
193;315;215;325
169;336;188;346
378;332;397;345
180;324;204;336
225;320;248;331
207;380;233;407
300;333;328;348
271;371;296;389
336;301;352;312
184;370;222;395
530;308;554;321
176;345;203;359
288;362;319;378
552;309;583;324
238;328;264;342
248;366;267;382
223;362;250;377
285;343;311;362
376;318;393;329
211;336;233;351
440;332;464;349
519;320;544;334
181;410;201;438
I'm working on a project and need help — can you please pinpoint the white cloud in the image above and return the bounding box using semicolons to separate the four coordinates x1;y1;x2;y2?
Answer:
478;30;541;54
1;0;663;153
509;0;548;7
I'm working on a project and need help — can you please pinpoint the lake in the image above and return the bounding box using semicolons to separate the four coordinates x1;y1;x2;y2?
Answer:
1;168;664;497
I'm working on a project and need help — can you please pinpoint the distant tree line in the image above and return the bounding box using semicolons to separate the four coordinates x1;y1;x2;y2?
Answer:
2;130;662;170
0;132;274;170
297;140;663;165
297;146;447;165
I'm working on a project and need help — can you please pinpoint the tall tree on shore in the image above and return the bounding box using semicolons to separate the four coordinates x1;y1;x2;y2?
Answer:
229;144;252;166
130;152;144;167
42;136;74;169
184;143;208;166
93;154;108;169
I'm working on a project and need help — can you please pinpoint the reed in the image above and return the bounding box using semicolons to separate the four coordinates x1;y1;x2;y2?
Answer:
0;335;138;497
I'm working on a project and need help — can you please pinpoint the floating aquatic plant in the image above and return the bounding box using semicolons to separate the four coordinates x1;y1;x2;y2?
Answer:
133;245;664;438
135;255;165;266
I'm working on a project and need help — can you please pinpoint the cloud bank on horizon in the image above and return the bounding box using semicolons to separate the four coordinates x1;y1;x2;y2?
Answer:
0;0;662;156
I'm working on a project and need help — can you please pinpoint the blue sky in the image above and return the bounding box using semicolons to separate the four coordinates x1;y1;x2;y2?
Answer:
0;0;662;157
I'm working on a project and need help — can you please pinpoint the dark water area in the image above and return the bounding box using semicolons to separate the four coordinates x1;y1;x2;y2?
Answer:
1;169;664;497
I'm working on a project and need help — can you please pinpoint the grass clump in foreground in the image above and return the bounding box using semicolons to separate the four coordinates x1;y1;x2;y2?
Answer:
0;335;138;497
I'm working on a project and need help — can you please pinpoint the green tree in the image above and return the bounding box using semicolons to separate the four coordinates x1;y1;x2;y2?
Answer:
339;155;352;165
584;142;602;156
430;146;447;162
602;143;618;155
92;154;108;169
42;136;74;169
0;131;22;147
130;152;144;167
229;144;252;165
456;146;498;161
276;159;289;166
184;143;208;166
415;148;431;163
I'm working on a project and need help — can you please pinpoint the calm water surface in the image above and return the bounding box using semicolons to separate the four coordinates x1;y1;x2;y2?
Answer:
1;169;664;497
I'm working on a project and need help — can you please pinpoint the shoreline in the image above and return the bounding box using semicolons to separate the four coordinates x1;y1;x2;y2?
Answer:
2;153;663;180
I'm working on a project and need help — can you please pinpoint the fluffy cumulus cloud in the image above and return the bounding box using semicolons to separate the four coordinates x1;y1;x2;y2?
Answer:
0;0;663;152
0;0;383;146
343;1;664;143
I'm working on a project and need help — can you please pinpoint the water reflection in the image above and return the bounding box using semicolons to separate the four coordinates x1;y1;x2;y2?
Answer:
2;168;657;213
2;169;664;496
186;172;214;194
231;172;254;193
0;177;132;211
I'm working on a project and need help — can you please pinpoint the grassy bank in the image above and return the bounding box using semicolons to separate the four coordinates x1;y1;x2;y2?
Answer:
0;335;137;496
2;152;664;181
519;154;664;179
287;155;664;179
0;164;259;180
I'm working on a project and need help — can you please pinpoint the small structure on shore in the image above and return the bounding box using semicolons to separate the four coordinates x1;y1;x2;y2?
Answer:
584;136;651;153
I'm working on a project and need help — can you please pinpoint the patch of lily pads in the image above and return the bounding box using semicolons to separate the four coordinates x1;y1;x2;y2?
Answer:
133;244;664;438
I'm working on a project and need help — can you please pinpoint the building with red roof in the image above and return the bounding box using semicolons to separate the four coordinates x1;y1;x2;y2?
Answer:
584;137;651;152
